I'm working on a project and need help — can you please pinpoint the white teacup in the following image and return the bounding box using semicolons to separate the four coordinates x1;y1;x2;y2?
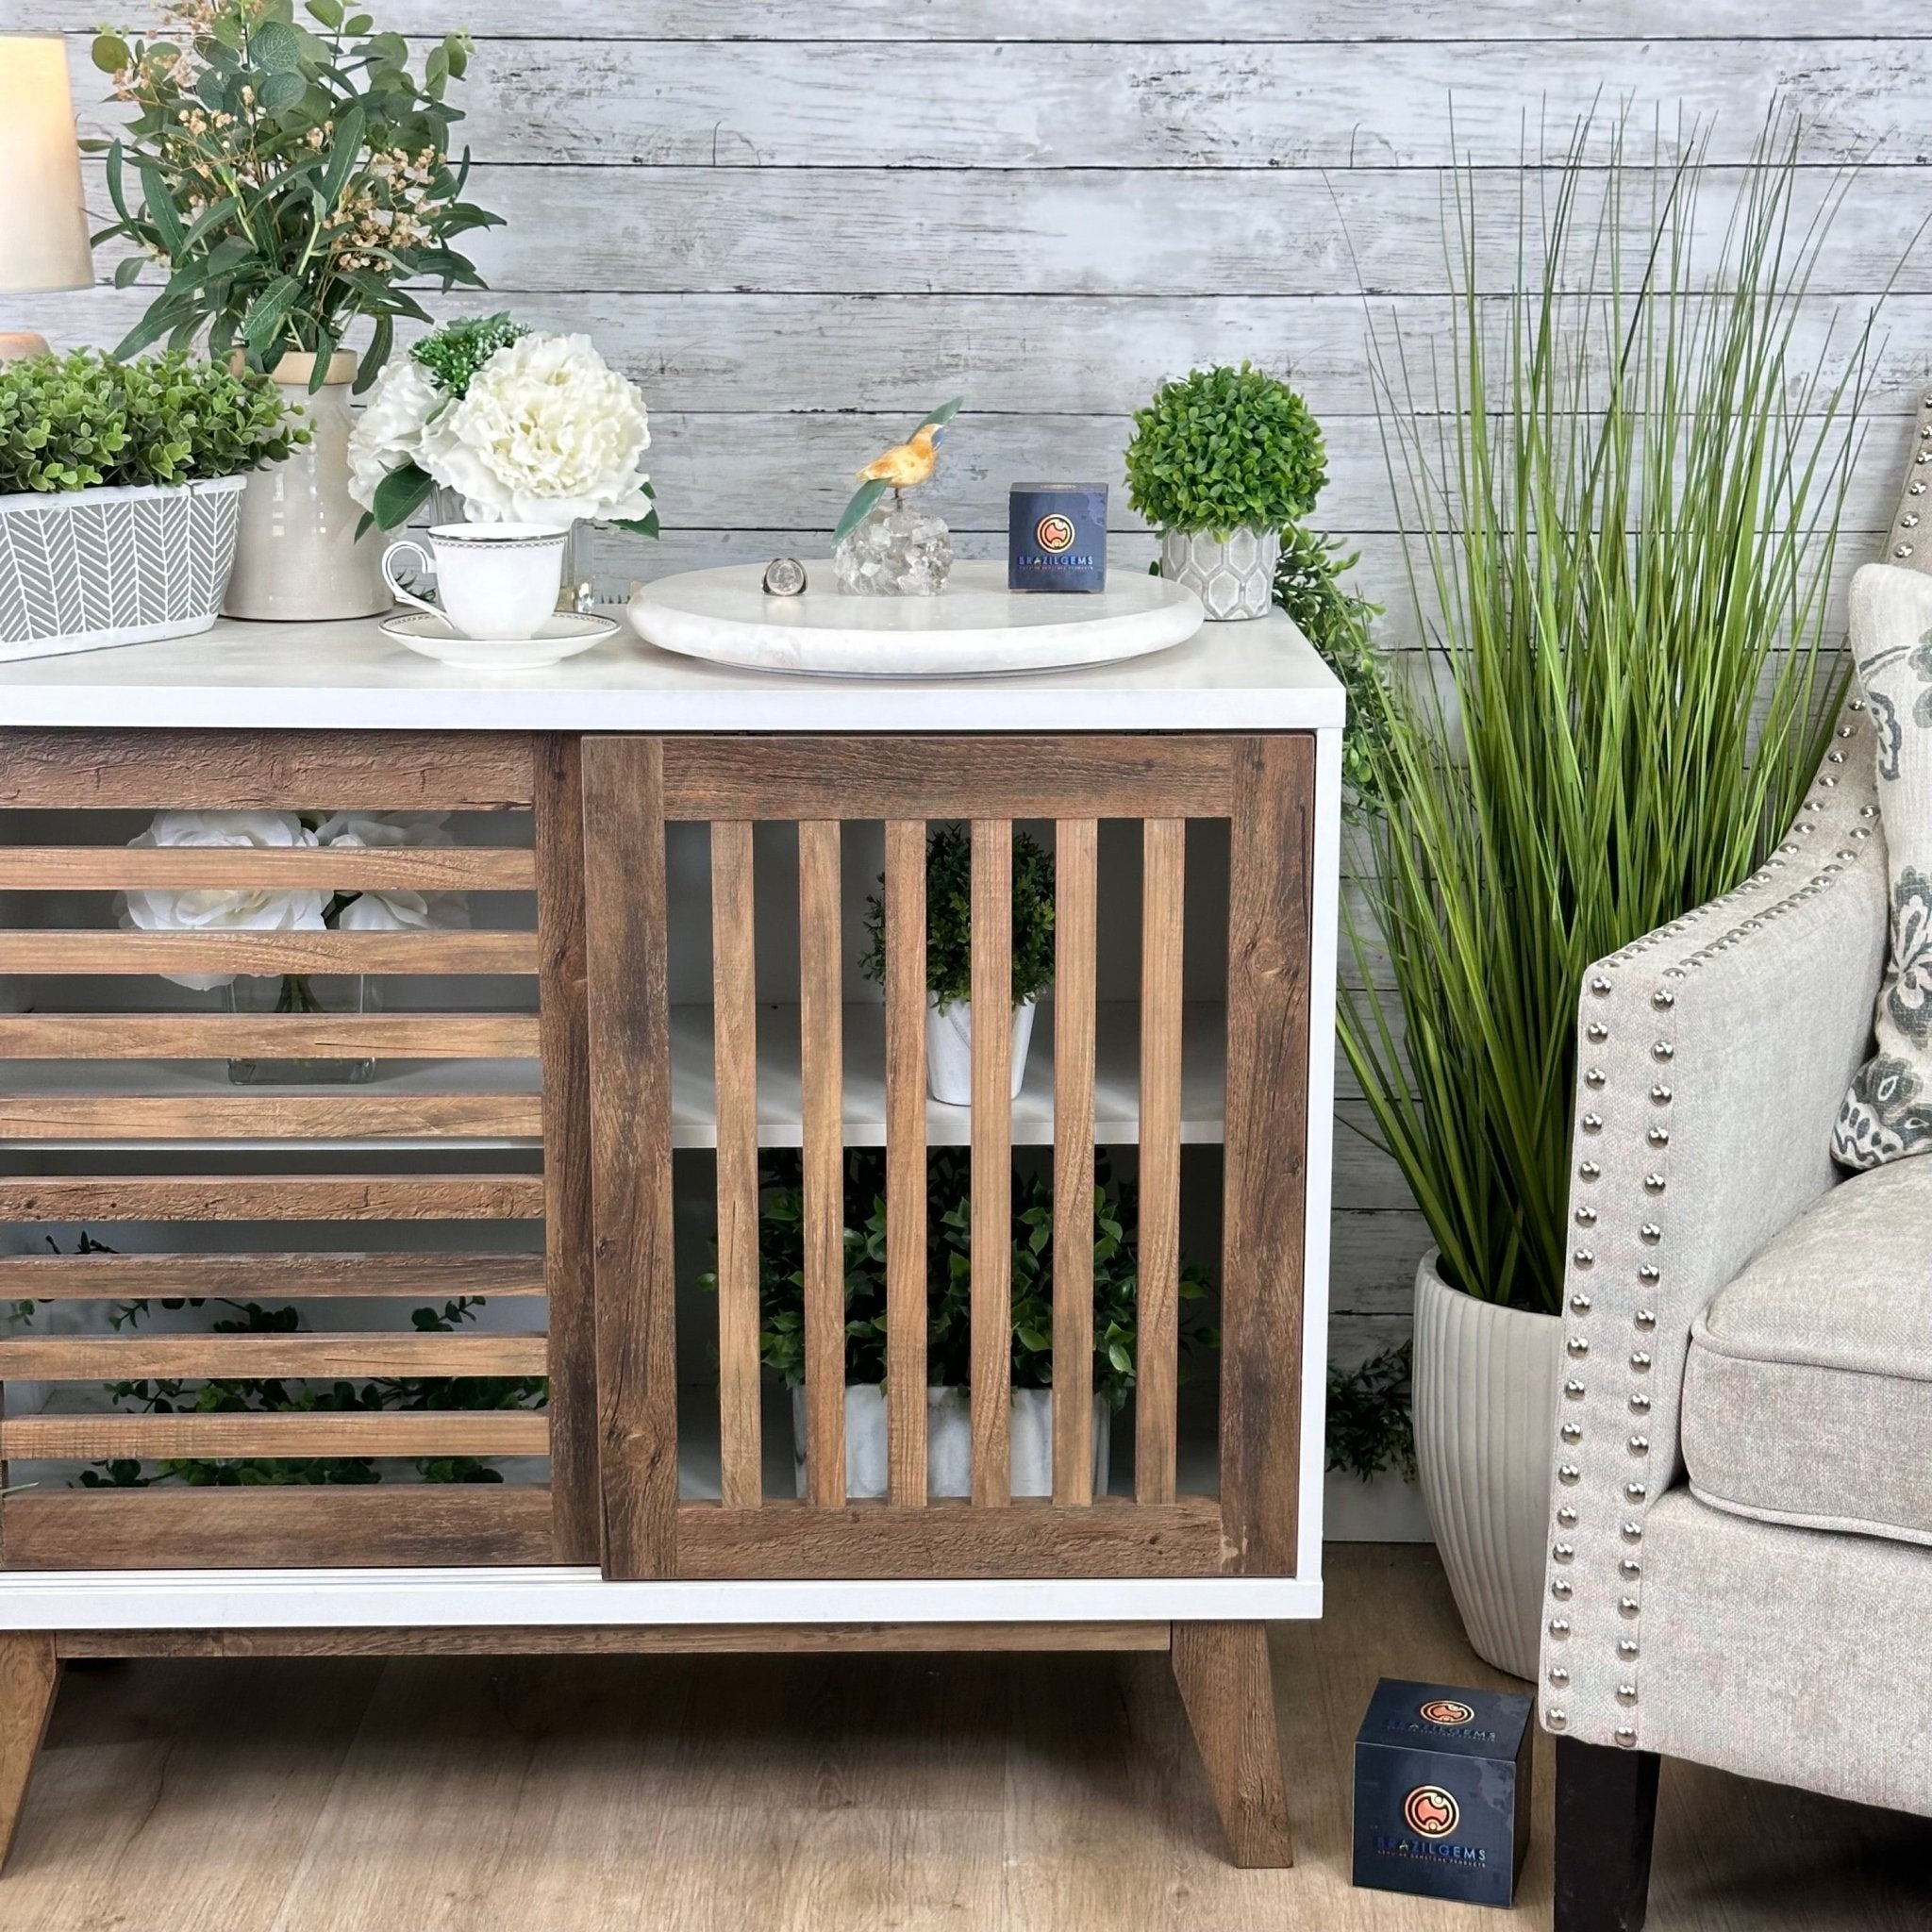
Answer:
382;524;567;641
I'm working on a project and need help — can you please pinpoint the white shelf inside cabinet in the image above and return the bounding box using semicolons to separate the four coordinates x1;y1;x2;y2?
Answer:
670;999;1228;1148
0;1056;543;1152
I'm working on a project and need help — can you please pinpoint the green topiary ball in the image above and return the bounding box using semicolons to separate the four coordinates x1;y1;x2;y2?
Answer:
1124;362;1326;536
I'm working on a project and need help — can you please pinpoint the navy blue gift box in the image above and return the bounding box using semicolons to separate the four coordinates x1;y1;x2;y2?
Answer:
1352;1677;1534;1909
1008;483;1107;592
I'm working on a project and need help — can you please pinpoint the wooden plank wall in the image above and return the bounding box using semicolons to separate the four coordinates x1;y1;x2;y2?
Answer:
14;0;1925;1359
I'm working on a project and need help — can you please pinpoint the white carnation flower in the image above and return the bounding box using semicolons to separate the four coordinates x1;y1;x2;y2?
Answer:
421;331;653;525
347;356;443;512
119;810;325;991
314;810;471;932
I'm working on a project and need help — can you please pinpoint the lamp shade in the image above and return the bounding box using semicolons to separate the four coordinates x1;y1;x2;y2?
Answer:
0;37;94;294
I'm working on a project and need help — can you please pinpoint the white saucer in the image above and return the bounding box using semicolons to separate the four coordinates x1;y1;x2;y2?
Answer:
380;608;619;672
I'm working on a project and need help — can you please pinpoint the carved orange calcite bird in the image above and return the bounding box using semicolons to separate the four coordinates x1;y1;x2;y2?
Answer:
857;422;945;494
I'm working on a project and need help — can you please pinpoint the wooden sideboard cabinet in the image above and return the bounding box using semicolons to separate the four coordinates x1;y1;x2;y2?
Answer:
0;615;1342;1871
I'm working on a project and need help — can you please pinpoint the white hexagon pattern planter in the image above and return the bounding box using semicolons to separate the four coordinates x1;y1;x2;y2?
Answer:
1158;525;1280;622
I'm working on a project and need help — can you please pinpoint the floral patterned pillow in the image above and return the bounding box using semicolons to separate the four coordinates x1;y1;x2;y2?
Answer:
1834;587;1932;1167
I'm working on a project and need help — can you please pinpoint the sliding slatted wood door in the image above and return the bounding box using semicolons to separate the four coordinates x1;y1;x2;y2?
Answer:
0;730;594;1569
583;734;1315;1583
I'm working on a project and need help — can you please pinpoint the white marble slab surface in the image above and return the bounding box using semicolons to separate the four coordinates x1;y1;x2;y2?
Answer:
0;590;1343;733
630;558;1206;675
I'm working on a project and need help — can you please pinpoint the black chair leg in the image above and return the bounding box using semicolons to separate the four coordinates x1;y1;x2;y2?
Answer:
1555;1736;1661;1932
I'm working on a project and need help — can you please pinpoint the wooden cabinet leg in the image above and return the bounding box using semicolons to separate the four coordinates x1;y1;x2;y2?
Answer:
0;1634;58;1874
1556;1736;1660;1932
1170;1619;1293;1868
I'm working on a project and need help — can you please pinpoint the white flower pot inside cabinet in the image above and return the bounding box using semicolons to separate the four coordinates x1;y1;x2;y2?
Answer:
925;995;1037;1105
792;1384;1109;1499
0;477;246;662
1159;526;1280;622
225;351;388;621
1412;1250;1563;1679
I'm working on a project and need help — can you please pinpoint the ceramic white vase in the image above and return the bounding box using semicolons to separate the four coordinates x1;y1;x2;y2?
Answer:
792;1383;1109;1499
224;350;387;621
924;995;1037;1106
1411;1250;1563;1679
1158;525;1280;621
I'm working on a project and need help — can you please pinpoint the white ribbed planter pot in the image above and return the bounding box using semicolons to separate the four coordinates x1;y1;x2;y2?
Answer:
1413;1251;1562;1679
0;476;246;662
792;1384;1108;1499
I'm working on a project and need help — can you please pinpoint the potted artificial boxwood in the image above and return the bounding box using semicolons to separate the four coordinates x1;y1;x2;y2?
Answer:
0;349;302;662
1345;124;1874;1676
861;823;1055;1107
710;1150;1212;1499
1124;362;1324;621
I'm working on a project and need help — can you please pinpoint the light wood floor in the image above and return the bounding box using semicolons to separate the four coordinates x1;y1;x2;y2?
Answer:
1;1546;1925;1930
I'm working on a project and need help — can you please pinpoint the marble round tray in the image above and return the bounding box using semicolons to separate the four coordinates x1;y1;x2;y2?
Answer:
626;559;1204;677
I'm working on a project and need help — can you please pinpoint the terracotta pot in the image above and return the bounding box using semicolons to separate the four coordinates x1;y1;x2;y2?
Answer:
224;350;387;621
1412;1250;1562;1678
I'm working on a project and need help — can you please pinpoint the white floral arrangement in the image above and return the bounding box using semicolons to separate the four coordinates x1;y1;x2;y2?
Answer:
121;809;470;991
348;312;658;536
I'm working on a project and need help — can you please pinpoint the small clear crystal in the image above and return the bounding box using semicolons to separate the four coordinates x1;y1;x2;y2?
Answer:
833;504;953;596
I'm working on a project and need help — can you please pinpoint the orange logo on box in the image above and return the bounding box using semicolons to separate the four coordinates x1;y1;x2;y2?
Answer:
1403;1786;1460;1839
1420;1698;1476;1726
1035;513;1076;553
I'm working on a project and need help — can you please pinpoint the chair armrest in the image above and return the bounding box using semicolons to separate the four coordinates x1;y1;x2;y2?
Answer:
1540;689;1890;1749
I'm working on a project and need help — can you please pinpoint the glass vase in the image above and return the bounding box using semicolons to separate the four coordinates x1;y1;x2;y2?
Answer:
226;974;377;1085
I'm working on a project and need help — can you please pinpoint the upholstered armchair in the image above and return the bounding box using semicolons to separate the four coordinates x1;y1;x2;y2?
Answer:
1543;443;1932;1929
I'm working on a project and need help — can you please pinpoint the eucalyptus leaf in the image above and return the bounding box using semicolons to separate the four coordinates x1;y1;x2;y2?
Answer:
258;69;307;111
250;18;305;73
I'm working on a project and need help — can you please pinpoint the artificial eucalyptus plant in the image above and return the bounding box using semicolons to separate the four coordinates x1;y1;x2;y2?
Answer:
92;0;501;390
1344;114;1879;1315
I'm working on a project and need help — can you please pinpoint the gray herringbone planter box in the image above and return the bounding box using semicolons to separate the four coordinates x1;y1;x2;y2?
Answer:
0;475;248;662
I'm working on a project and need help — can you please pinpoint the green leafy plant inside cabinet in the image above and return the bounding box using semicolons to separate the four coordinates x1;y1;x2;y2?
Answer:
706;1150;1216;1408
10;1233;542;1489
859;822;1058;1009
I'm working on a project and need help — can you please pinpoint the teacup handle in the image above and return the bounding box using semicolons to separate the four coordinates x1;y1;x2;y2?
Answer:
380;538;440;616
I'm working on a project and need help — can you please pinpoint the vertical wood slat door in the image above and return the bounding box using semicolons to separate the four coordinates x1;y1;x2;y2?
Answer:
582;734;1317;1585
0;729;594;1570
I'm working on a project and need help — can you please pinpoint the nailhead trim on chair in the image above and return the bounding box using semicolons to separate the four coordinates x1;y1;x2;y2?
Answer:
1541;691;1886;1751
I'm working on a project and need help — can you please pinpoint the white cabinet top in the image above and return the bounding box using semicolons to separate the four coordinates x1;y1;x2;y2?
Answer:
0;601;1344;733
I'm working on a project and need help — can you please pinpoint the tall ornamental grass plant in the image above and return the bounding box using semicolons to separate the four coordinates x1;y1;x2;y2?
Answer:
1344;117;1883;1315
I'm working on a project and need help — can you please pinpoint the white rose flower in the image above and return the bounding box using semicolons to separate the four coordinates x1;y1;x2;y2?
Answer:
420;331;653;525
119;811;325;991
347;356;443;513
314;810;471;932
